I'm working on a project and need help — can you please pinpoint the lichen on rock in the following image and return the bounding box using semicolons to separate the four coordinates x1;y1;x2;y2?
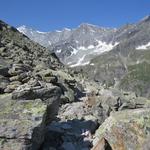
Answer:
0;94;47;150
93;109;150;150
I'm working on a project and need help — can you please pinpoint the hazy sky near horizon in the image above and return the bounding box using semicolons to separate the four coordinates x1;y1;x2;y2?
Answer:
0;0;149;31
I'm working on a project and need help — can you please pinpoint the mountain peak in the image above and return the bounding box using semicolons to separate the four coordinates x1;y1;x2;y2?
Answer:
79;23;97;28
17;25;27;30
17;25;30;34
63;28;71;31
140;15;150;23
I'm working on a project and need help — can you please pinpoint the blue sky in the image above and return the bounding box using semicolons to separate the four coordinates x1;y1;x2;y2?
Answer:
0;0;149;31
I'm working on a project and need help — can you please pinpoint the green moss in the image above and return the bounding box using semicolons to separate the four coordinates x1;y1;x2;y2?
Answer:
0;93;46;146
0;94;46;125
20;100;47;116
0;94;14;116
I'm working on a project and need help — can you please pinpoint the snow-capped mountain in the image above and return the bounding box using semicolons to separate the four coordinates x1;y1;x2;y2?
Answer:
17;23;119;66
17;15;150;97
17;16;150;67
17;25;73;47
79;15;150;97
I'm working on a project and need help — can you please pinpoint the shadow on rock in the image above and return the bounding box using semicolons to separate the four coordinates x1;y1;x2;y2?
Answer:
39;118;99;150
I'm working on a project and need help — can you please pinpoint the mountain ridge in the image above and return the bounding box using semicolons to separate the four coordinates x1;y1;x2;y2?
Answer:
17;16;150;67
17;22;117;66
17;15;150;97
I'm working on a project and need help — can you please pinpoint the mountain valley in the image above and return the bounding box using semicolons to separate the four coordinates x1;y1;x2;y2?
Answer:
0;16;150;150
18;16;150;97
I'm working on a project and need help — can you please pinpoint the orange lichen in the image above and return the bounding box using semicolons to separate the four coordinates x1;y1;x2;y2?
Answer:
110;127;126;150
92;138;112;150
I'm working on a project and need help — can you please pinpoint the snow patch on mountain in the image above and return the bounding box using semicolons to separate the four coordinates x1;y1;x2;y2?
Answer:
36;31;47;34
136;42;150;50
56;49;62;53
72;41;119;55
67;41;119;67
93;41;119;53
73;41;118;55
71;47;78;55
64;28;71;31
78;46;87;50
70;54;90;67
56;30;62;33
17;25;27;34
88;45;95;49
90;63;95;66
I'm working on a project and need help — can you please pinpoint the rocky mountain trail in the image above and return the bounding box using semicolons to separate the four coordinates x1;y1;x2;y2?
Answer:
0;20;87;149
1;19;150;150
41;119;97;150
0;20;108;150
40;83;150;150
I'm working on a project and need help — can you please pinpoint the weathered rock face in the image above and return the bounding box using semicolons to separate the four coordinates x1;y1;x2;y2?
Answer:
93;109;150;150
34;68;85;103
12;82;61;102
0;94;47;150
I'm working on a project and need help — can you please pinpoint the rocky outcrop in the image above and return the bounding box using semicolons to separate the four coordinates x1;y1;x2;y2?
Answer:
93;109;150;150
0;94;47;150
0;85;62;150
74;17;150;98
12;82;61;102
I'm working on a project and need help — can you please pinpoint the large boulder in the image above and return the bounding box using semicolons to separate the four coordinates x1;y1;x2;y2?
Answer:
12;82;62;126
12;82;61;102
0;84;62;150
0;79;62;150
92;109;150;150
8;63;32;76
0;94;47;150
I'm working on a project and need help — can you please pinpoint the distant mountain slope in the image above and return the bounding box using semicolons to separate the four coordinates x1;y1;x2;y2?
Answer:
17;15;150;97
1;20;61;69
80;16;150;97
17;23;118;66
17;16;150;67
